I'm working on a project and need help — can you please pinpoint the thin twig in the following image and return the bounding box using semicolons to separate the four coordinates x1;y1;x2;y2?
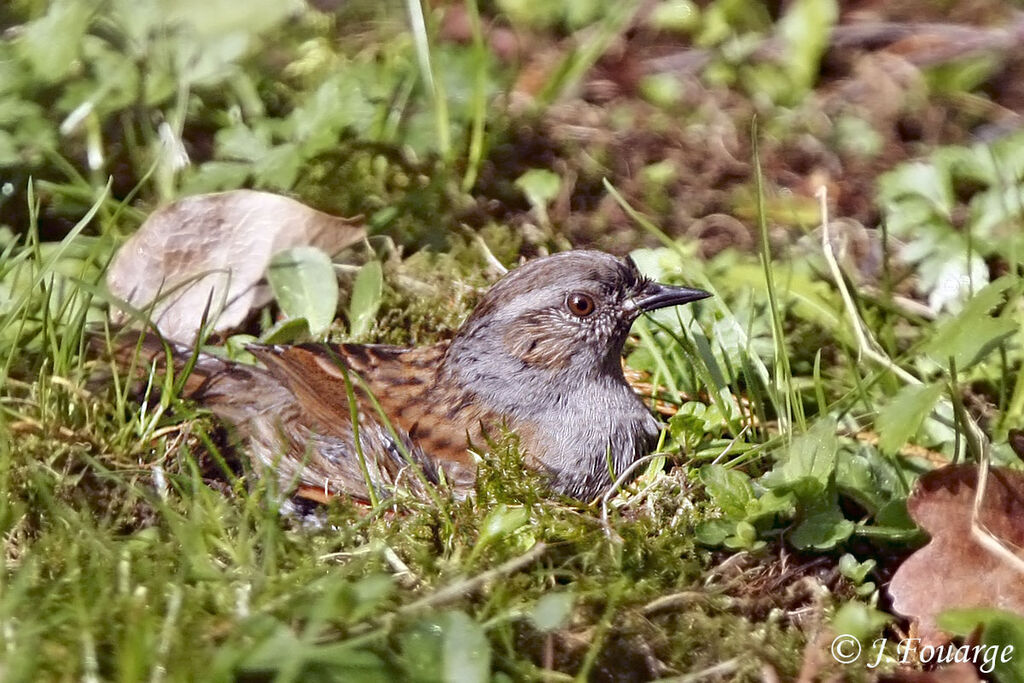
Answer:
710;425;750;466
599;453;664;535
398;542;548;614
817;187;919;386
967;418;1024;572
641;591;706;615
651;658;740;682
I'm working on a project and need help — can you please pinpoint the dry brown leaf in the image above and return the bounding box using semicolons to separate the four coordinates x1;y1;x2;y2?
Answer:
107;190;364;343
889;465;1024;647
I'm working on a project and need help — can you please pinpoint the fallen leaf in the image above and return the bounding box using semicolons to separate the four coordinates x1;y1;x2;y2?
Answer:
889;465;1024;647
107;190;364;343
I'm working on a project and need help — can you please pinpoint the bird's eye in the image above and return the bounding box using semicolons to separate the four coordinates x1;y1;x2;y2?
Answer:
566;292;596;317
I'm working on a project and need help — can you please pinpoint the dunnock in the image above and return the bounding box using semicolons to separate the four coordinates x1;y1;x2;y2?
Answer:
107;251;709;501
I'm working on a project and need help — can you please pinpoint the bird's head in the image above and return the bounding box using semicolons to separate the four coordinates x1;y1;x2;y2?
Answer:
448;251;710;384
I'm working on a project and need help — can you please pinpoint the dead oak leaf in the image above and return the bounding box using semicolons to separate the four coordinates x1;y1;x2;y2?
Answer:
889;465;1024;647
107;190;365;344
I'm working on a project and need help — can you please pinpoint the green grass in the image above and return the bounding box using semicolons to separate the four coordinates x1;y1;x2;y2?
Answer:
4;0;1024;681
0;190;854;682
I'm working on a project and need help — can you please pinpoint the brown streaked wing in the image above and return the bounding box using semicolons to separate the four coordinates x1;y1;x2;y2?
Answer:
248;342;481;492
338;343;488;481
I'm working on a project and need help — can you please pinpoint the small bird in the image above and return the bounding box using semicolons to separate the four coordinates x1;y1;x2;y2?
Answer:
106;251;710;502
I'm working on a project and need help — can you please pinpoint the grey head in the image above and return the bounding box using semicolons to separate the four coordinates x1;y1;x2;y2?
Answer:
444;250;709;398
441;250;709;497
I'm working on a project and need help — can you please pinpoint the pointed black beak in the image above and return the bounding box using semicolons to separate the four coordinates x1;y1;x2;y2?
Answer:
632;281;712;313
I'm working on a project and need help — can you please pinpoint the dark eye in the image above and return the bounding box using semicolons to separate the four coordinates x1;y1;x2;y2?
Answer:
566;292;596;317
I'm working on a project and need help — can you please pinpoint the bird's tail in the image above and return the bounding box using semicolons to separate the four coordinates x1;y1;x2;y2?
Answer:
87;327;256;404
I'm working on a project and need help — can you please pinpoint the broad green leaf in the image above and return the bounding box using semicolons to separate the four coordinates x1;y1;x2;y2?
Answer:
699;465;754;519
253;142;302;189
873;500;915;530
225;333;259;363
494;0;562;30
649;0;700;33
670;402;725;449
875;382;943;455
267;246;339;335
215;123;271;162
918;245;989;313
923;276;1017;367
726;520;759;550
878;161;954;220
765;417;838;490
925;56;1000;96
790;506;853;550
639;74;685;107
181;160;251;194
348;260;383;338
695;518;734;546
835;447;907;514
748;489;796;521
530;592;574;632
978;615;1024;681
939;609;1024;681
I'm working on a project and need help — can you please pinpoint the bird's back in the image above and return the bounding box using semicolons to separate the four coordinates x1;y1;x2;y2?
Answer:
97;333;482;502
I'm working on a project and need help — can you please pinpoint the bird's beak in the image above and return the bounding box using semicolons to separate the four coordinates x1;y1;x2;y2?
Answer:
630;281;712;313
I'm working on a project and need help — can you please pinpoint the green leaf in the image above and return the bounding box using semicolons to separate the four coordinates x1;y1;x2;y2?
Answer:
748;489;796;521
475;504;529;550
699;465;754;519
939;609;1024;681
253;142;302;189
649;0;700;33
224;334;260;363
835;447;907;514
765;417;838;491
695;518;735;546
924;276;1017;368
267;246;339;335
774;0;838;96
335;574;395;624
348;260;383;338
514;169;561;211
17;0;92;82
530;592;574;632
260;316;311;344
238;621;390;679
838;554;875;584
790;505;853;550
399;611;491;683
670;402;723;450
831;601;890;643
873;499;915;529
981;615;1024;681
875;382;944;455
878;161;955;220
726;520;759;549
